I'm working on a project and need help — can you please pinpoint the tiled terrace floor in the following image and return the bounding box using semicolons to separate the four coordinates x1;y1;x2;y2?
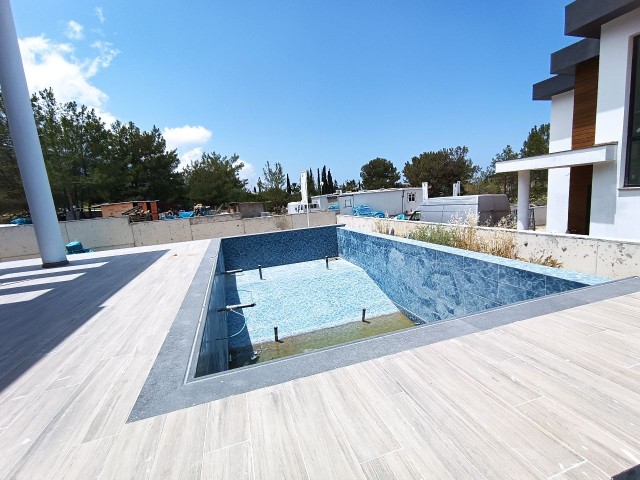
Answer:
1;240;640;479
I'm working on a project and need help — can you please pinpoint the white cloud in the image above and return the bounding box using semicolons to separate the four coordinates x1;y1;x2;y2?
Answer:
87;41;119;77
235;159;257;188
163;125;212;150
95;7;105;24
19;35;118;125
65;20;84;41
180;147;204;168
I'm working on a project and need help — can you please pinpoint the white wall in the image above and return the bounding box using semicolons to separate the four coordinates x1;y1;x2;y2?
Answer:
592;9;640;240
549;90;574;153
337;215;640;279
338;189;423;217
547;90;574;234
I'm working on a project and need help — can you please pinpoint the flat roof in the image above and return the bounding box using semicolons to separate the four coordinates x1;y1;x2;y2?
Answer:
532;75;576;101
98;200;159;207
565;0;640;38
550;38;600;75
336;187;421;197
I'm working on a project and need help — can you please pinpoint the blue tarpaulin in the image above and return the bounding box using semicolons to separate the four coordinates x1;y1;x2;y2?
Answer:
352;205;385;218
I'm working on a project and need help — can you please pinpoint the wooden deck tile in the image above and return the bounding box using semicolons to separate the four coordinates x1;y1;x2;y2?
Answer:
201;441;253;480
517;396;640;475
359;449;423;480
1;241;640;479
380;356;546;480
314;368;400;463
344;360;402;403
97;415;165;480
149;404;207;480
49;435;117;480
411;346;584;477
204;394;249;454
431;340;542;407
373;392;484;479
247;387;309;480
283;376;365;479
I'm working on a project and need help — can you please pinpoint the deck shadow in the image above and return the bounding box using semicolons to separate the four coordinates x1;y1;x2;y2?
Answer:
0;249;168;394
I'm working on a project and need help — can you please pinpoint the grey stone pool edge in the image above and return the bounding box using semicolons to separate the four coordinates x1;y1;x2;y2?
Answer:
129;237;640;422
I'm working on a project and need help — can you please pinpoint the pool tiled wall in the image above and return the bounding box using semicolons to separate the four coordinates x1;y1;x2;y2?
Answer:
195;244;229;376
221;225;340;271
337;228;607;323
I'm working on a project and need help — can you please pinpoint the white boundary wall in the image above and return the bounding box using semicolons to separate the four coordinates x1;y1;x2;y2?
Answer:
337;215;640;280
0;211;337;262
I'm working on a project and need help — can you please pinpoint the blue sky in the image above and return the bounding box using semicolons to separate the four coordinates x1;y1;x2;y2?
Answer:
12;1;574;188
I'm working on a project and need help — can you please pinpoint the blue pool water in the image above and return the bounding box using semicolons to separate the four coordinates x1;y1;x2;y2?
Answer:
225;258;400;347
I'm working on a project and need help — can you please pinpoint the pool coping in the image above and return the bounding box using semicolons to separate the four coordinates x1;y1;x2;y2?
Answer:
129;238;640;422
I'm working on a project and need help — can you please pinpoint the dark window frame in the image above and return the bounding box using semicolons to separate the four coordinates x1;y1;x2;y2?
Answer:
625;35;640;186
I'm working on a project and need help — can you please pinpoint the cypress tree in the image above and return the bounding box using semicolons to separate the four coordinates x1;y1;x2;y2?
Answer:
321;166;328;194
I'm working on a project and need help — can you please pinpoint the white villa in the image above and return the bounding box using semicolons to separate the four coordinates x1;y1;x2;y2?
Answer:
497;0;640;240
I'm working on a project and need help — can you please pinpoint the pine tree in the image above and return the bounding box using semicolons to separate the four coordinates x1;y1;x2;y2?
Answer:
317;168;321;192
327;169;334;194
321;166;328;194
286;174;291;195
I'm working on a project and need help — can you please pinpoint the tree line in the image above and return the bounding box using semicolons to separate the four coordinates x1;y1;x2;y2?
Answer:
0;89;349;216
358;124;549;203
1;88;550;218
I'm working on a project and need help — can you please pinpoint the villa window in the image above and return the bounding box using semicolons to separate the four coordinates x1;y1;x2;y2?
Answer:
407;193;416;202
626;35;640;186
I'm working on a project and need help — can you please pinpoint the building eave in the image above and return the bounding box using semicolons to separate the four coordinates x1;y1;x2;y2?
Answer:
565;0;640;38
494;143;618;173
550;38;600;75
532;75;576;101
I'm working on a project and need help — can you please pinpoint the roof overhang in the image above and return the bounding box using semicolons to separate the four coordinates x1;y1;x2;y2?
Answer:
495;143;618;173
532;75;575;101
565;0;640;38
550;39;600;75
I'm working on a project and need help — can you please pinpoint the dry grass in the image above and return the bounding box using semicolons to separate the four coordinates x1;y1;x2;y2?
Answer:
401;211;562;268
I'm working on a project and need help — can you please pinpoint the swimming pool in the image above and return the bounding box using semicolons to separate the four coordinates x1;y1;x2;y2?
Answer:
193;225;606;377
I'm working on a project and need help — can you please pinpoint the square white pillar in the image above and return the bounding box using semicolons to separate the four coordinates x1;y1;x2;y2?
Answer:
517;170;531;231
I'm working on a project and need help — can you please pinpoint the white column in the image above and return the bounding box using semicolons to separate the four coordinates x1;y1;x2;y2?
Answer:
0;0;68;267
517;170;530;231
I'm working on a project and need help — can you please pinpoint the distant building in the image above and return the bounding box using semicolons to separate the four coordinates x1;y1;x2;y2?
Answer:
227;202;266;218
311;193;340;211
312;187;423;216
497;1;640;240
99;200;159;221
287;201;321;214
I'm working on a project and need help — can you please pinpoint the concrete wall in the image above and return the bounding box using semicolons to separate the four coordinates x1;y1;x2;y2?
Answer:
531;205;547;226
0;211;338;262
337;214;640;279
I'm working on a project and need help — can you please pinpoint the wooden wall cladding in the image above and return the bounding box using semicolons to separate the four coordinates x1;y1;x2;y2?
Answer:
567;165;593;235
572;58;599;150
